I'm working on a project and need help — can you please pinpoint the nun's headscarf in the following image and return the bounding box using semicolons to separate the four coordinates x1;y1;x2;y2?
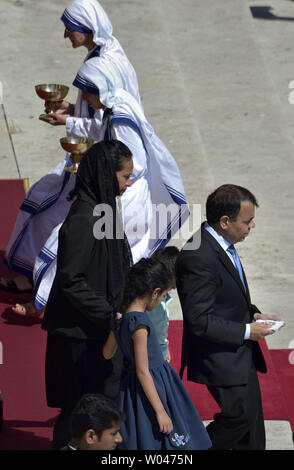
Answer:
61;0;141;104
74;139;120;204
61;0;113;46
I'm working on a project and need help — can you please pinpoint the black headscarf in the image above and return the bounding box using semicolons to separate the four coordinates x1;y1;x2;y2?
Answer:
69;140;133;311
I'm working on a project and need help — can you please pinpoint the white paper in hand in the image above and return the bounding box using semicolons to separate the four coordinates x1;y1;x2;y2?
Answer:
255;319;285;332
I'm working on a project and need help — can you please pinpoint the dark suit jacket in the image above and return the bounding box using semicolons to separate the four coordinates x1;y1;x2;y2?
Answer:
176;223;266;387
42;194;113;342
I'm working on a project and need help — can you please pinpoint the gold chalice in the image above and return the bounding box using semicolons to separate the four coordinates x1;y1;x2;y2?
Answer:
35;84;69;122
60;137;94;173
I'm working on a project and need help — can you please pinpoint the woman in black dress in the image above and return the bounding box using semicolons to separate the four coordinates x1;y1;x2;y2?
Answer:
41;140;133;449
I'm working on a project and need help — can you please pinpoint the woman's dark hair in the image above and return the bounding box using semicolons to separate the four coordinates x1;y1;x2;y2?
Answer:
69;393;125;440
206;184;259;226
120;257;170;313
67;139;132;201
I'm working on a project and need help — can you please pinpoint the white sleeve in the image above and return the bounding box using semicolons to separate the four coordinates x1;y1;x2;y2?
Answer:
65;115;102;141
110;123;147;179
244;323;251;340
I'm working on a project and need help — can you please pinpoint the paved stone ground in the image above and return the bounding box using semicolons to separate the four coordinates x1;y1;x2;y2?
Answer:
0;0;293;450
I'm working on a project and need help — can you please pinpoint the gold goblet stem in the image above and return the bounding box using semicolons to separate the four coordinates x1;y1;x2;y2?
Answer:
64;152;81;173
39;101;55;122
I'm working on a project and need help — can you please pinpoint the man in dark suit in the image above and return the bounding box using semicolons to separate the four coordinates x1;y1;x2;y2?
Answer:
176;184;280;450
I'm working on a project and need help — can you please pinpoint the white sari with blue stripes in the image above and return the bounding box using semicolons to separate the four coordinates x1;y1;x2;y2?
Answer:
33;61;189;309
61;0;141;104
4;0;141;282
2;50;101;279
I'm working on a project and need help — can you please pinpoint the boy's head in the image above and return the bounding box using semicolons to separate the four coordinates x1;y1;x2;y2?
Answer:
152;246;180;289
69;393;125;450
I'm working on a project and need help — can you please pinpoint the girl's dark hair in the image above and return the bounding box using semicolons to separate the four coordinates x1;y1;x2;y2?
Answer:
67;139;132;201
206;184;259;226
120;257;170;313
152;246;180;281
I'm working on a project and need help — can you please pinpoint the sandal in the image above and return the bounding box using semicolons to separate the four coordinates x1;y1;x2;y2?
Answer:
0;277;33;293
12;302;45;319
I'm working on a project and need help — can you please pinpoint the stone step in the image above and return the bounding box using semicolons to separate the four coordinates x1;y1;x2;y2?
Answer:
203;420;293;450
153;1;294;350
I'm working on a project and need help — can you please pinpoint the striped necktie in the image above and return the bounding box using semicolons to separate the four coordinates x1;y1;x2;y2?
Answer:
227;244;246;290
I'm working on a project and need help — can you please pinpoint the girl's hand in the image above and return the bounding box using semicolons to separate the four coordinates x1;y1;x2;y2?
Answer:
156;409;173;434
102;331;117;359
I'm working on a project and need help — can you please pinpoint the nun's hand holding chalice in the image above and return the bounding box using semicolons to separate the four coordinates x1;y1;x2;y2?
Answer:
44;99;75;117
45;108;69;126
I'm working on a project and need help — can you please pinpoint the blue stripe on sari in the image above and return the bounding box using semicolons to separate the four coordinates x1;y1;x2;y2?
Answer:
164;184;187;206
73;74;100;95
20;171;71;215
149;204;189;256
6;170;71;275
87;46;101;60
108;117;141;136
61;10;92;34
38;248;55;264
7;258;34;280
34;294;47;310
103;111;189;256
33;259;54;308
104;113;188;209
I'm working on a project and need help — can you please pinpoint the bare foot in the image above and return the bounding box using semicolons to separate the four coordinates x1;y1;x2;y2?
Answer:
12;301;44;319
0;275;32;292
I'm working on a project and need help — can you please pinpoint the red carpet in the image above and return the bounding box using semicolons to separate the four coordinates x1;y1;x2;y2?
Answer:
0;179;58;450
0;179;293;450
168;320;294;431
0;178;29;249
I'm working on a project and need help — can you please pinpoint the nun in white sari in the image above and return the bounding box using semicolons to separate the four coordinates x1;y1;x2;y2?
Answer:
61;0;141;136
33;58;189;310
2;0;140;288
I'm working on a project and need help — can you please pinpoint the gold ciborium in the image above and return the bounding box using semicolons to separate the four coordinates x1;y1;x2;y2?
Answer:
60;137;94;173
35;84;69;122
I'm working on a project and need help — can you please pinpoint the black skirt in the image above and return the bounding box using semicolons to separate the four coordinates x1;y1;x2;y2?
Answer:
45;333;116;410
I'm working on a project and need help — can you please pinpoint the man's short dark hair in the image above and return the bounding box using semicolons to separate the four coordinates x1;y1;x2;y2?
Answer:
69;393;125;439
206;184;259;226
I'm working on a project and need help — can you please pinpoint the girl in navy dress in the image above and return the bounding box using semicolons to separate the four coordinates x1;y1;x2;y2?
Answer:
103;257;211;450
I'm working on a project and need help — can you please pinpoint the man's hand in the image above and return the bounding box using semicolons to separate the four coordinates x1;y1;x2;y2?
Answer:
249;321;275;341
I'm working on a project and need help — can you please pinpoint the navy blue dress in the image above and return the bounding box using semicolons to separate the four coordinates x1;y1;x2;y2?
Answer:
114;311;212;450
